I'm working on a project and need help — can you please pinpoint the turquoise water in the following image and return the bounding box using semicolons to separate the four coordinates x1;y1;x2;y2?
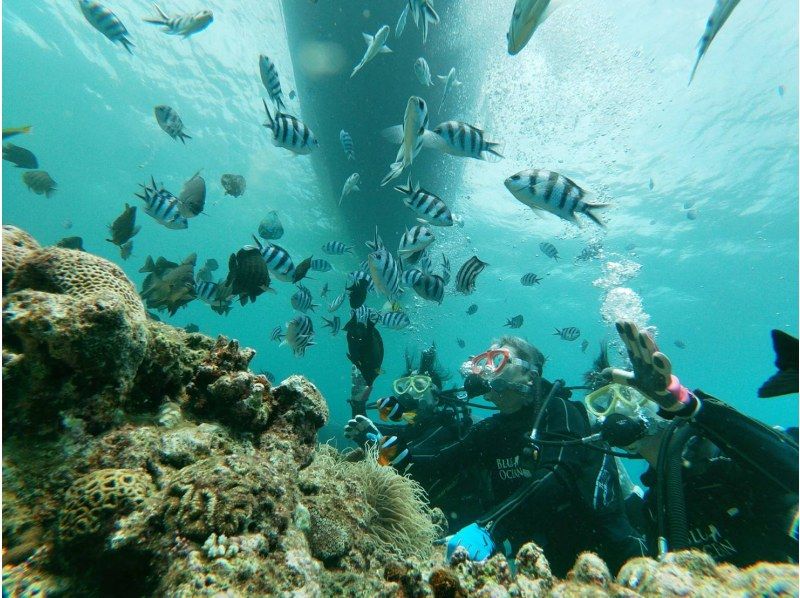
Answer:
3;0;797;451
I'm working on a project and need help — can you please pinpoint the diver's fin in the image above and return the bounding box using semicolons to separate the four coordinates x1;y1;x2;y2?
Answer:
758;330;799;397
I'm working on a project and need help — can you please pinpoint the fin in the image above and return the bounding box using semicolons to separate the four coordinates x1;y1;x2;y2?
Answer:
262;98;274;127
482;140;505;163
396;3;409;37
362;32;374;45
420;129;447;151
758;330;799;397
379;44;393;53
381;161;404;187
381;125;404;144
120;37;134;55
688;54;702;85
178;131;191;144
350;63;363;79
437;74;448;82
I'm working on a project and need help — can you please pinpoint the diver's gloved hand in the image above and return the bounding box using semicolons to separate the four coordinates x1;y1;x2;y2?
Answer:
377;435;411;468
344;415;381;444
444;523;494;561
377;395;405;422
602;320;699;414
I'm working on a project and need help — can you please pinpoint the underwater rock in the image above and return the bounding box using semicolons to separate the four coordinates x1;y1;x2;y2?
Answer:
2;224;40;291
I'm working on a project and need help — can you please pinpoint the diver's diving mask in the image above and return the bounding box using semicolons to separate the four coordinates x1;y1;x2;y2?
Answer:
461;348;531;380
393;374;432;397
584;384;649;418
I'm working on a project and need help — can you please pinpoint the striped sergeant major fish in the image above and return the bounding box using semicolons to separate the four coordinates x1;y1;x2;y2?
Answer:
368;249;401;300
689;0;742;84
554;327;580;341
143;4;213;38
380;96;429;186
322;315;341;336
340;173;361;206
259;55;286;112
427;121;503;162
322;240;353;255
414;57;434;87
440;253;451;284
291;284;317;313
521;273;542;286
380;311;410;330
352;305;381;325
329;291;345;312
402;268;424;288
347;269;376;294
455;256;488;295
505;169;607;227
412;272;445;304
393;178;453;226
283;314;315;357
252;236;296;281
539;242;559;260
351;25;392;79
270;325;284;342
261;100;318;155
436;67;461;114
135;177;188;229
507;0;569;56
154;105;191;144
79;0;134;54
340;130;356;161
310;258;332;272
398;225;434;255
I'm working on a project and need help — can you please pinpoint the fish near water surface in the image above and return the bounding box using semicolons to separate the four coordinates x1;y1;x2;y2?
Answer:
689;0;742;84
506;0;567;56
259;54;286;111
455;255;488;295
79;0;134;54
381;96;429;186
258;210;284;240
143;4;213;38
154;105;191;143
505;169;606;227
262;100;318;155
427;121;503;162
221;174;246;197
177;171;205;218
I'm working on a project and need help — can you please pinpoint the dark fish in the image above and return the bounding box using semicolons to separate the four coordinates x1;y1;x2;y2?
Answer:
758;330;799;398
3;126;32;139
686;208;698;220
292;256;313;283
345;314;384;388
2;143;37;168
184;323;200;333
505;315;523;329
22;170;56;197
674;339;686;349
539;242;559;260
457;338;465;349
221;174;246;197
466;303;478;315
226;246;272;305
554;327;581;341
289;90;297;100
581;339;589;353
178;171;206;218
139;253;197;315
322;315;341;336
56;236;84;250
648;177;654;190
154;105;191;143
521;273;542;286
348;278;369;309
79;0;134;54
107;203;140;246
455;255;488;294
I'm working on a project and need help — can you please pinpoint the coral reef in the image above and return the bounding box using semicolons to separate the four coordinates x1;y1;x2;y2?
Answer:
2;225;797;597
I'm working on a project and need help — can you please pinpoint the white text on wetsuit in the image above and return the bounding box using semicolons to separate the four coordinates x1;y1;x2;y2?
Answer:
496;456;531;480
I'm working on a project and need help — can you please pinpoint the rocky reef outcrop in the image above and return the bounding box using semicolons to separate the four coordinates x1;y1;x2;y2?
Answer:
2;226;798;597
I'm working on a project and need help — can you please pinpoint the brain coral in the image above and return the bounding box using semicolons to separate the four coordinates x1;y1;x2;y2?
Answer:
58;469;154;544
2;225;40;289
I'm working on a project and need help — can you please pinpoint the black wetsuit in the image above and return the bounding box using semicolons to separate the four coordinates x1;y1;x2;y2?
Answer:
634;390;799;566
416;392;647;575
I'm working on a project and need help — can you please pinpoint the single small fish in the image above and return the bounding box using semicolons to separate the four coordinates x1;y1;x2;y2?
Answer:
56;236;84;250
505;169;606;227
778;85;785;97
686;208;699;220
322;241;353;255
320;282;330;297
259;370;276;384
398;225;434;256
291;284;317;313
539;242;559;260
2;143;38;169
554;327;580;341
3;126;32;140
292;256;314;284
221;174;246;197
380;96;429;186
329;291;345;312
289;90;297;100
368;249;401;300
466;303;478;315
226;245;272;305
154;105;191;144
184;323;200;333
674;339;686;349
340;129;356;161
283;314;315;357
414;57;434;86
436;67;461;114
259;55;286;111
380;311;410;330
254;238;296;282
262;100;318;155
521;273;542;286
22;170;57;198
684;200;696;210
457;338;466;349
505;315;524;329
177;171;205;218
107;203;140;246
322;315;342;336
340;173;361;206
648;177;654;191
143;4;213;38
120;240;134;260
689;0;742;84
411;272;444;304
581;339;589;353
455;255;488;295
310;258;332;273
347;277;370;309
135;177;187;229
427;121;503;162
79;0;134;54
507;0;565;55
271;325;284;342
351;25;392;78
393;177;453;226
258;210;284;240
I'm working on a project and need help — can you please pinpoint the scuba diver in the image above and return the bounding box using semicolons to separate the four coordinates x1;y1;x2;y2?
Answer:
344;344;487;529
353;335;647;576
594;320;799;566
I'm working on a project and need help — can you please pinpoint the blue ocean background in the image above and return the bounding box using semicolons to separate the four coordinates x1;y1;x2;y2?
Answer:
3;0;797;453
